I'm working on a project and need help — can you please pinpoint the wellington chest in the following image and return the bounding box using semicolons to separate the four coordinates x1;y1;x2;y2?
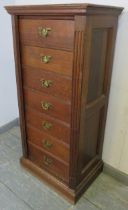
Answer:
5;4;123;203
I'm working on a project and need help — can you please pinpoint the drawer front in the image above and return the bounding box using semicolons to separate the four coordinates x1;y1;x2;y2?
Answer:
25;107;70;144
23;67;72;101
24;88;71;123
28;142;69;183
21;46;73;76
19;19;74;51
27;125;69;163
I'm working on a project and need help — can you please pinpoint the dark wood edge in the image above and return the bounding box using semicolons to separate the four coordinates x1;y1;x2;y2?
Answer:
11;15;28;157
75;162;103;202
20;157;75;204
20;157;103;204
5;4;123;16
69;16;86;188
98;20;118;157
76;160;103;195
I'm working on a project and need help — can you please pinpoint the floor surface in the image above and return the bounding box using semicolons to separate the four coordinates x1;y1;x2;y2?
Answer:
0;126;128;210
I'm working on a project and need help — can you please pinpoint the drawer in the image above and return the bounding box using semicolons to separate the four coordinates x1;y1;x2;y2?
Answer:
27;125;69;163
23;67;72;101
24;88;71;123
28;142;69;183
21;46;73;76
19;19;74;51
25;107;70;144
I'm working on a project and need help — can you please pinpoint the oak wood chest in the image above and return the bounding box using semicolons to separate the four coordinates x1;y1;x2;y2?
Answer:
6;4;123;203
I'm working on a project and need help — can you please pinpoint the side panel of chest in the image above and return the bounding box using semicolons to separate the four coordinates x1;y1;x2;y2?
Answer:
6;4;122;203
77;15;118;184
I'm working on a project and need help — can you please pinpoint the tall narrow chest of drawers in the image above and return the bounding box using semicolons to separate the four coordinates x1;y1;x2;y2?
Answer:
6;4;123;203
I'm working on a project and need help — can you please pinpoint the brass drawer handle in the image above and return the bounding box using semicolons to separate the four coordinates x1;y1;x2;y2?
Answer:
41;101;52;110
42;121;52;130
43;155;53;166
38;27;51;37
40;79;52;88
40;55;51;64
42;139;53;149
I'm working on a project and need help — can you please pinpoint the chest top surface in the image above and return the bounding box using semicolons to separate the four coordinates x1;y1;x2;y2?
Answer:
5;3;123;16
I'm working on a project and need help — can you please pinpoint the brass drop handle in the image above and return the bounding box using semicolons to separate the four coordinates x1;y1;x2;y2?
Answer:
42;139;53;149
41;101;52;110
40;55;52;63
38;27;51;37
42;121;52;130
40;79;52;88
43;155;53;166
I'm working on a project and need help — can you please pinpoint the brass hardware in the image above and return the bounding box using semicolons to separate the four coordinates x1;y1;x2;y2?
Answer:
41;101;52;110
43;155;53;166
42;121;52;130
38;27;51;37
40;55;52;63
42;139;53;149
40;79;52;88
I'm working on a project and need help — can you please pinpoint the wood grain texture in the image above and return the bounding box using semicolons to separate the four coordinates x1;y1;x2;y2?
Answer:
22;67;72;101
28;142;69;184
11;15;28;158
69;16;86;188
25;107;70;144
26;125;69;163
21;46;73;76
19;19;74;51
5;3;123;204
23;88;71;123
20;156;103;204
5;4;123;16
78;15;119;183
